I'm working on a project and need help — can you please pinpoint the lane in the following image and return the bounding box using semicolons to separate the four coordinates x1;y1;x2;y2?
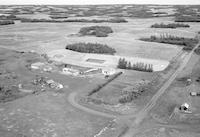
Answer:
68;92;117;118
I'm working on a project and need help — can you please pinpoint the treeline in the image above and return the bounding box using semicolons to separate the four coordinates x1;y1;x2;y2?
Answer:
66;42;116;55
88;72;122;96
0;15;19;20
175;16;200;22
117;58;153;72
151;23;190;28
0;20;15;25
140;34;198;51
79;26;113;37
20;18;127;23
49;15;68;19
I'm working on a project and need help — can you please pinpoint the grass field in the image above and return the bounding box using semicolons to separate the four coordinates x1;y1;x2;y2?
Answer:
151;54;200;126
0;17;191;61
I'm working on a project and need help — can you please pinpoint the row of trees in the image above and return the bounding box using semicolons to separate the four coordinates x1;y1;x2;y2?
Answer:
88;72;123;96
175;15;200;22
140;34;198;51
0;20;15;25
49;15;68;19
65;42;116;55
20;18;127;23
79;26;113;37
151;23;190;28
117;58;153;72
0;15;18;20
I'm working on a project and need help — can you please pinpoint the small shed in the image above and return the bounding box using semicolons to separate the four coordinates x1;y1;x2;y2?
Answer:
179;103;189;111
190;92;197;96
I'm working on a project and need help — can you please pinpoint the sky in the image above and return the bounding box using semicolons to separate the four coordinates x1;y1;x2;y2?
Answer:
0;0;200;5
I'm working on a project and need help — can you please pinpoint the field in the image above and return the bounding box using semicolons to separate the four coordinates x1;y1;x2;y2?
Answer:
0;17;187;60
0;4;200;137
148;54;200;136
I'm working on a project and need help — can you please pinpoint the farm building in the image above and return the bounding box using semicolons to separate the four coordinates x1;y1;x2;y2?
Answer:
31;62;53;72
62;68;81;76
102;68;116;76
31;62;45;70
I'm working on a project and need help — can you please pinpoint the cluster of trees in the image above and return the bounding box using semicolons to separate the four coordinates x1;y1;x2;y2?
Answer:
0;15;18;20
175;16;200;22
0;20;15;25
151;23;190;28
66;42;116;55
20;18;127;23
140;34;198;51
49;15;68;19
117;58;153;72
195;45;200;55
88;72;122;96
118;85;147;104
79;26;113;37
0;85;21;103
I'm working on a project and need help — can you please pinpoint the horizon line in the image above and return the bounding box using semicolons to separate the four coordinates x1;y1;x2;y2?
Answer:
0;3;200;6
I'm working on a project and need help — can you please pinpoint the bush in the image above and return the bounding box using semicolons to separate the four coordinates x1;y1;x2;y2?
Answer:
79;26;113;37
140;34;198;51
117;58;153;72
151;23;190;28
66;42;116;55
0;20;15;25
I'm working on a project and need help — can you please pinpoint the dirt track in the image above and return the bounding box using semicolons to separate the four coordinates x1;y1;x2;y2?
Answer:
68;92;117;118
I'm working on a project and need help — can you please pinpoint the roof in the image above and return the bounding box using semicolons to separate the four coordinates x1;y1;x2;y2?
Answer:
46;79;54;84
181;103;189;108
31;62;45;67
